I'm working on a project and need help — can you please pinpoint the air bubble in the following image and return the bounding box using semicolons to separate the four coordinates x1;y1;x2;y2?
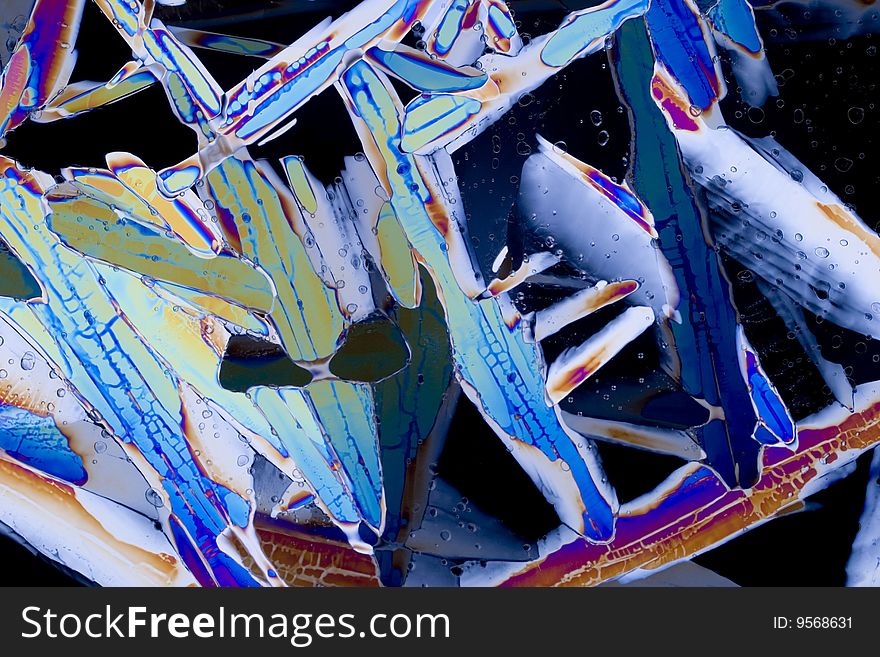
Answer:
145;488;165;508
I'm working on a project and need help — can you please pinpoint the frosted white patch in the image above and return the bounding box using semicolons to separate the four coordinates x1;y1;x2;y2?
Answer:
405;479;534;560
801;380;880;430
456;378;614;540
681;126;880;338
518;148;678;319
458;525;581;586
